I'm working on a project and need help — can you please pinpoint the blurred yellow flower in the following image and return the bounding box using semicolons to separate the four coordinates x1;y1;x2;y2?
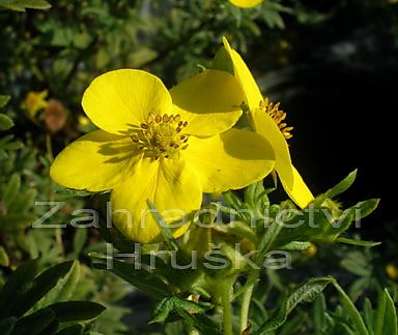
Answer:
229;0;264;8
386;263;398;280
222;38;314;209
23;90;48;118
304;243;318;257
50;69;275;243
78;115;91;127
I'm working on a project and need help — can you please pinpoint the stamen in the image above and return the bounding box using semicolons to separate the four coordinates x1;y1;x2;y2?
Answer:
259;98;293;140
130;113;190;159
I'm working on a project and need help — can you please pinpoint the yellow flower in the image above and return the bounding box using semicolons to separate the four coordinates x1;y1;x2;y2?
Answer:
229;0;264;8
386;264;398;280
50;69;275;243
78;115;91;127
221;38;314;209
23;90;48;118
303;243;318;257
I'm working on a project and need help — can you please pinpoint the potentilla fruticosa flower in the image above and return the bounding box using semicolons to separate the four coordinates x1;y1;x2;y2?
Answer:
221;38;314;208
23;90;48;119
50;69;276;243
229;0;264;8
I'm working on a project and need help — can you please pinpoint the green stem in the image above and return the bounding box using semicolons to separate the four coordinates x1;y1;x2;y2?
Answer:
240;272;258;333
220;279;234;335
45;133;54;161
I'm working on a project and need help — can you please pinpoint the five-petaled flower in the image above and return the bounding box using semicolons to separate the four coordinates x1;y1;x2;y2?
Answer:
221;38;314;208
50;69;275;243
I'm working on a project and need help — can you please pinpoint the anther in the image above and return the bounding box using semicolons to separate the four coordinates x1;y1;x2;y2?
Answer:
260;99;293;140
131;113;190;159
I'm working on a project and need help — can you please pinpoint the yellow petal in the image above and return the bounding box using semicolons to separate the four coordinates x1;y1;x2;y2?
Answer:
111;157;202;243
170;70;243;137
82;69;172;135
223;39;295;191
280;166;314;209
222;38;263;110
229;0;264;8
253;109;294;190
50;130;140;192
184;128;275;193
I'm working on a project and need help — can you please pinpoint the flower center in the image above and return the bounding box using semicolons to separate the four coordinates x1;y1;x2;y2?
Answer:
259;98;293;140
130;113;190;159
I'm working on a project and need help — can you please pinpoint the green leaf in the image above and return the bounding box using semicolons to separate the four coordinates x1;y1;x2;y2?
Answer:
2;174;21;208
254;277;334;334
151;296;209;324
244;182;266;208
0;246;10;266
72;229;87;256
0;260;39;317
212;221;256;243
55;325;84;335
150;298;174;324
92;258;170;297
48;301;106;322
333;282;369;335
313;294;327;335
337;237;380;248
174;309;220;335
0;0;51;11
34;261;80;310
327;199;379;240
384;289;398;335
0;317;17;335
0;95;11;108
256;220;284;264
280;241;312;251
375;289;398;335
0;114;14;131
9;261;74;317
313;170;357;207
8;188;37;214
375;289;387;335
383;289;397;335
363;298;374;335
351;199;380;220
223;191;243;211
11;308;56;335
340;252;371;277
0;213;36;231
326;170;358;199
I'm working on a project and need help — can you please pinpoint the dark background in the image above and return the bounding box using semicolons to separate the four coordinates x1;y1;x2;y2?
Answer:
246;1;398;241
